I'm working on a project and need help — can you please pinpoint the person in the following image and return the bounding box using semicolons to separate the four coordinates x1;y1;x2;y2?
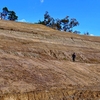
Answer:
72;53;76;62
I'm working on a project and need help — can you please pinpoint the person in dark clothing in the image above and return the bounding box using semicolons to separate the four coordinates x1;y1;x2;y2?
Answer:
72;53;76;62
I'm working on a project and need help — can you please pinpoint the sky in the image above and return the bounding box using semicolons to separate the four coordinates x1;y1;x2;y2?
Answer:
0;0;100;36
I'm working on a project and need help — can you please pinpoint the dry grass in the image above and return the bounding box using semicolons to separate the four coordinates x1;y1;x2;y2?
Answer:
0;20;100;94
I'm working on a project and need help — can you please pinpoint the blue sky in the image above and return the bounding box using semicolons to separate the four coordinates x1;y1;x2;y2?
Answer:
0;0;100;36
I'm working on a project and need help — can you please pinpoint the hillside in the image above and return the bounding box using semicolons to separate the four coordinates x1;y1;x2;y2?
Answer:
0;20;100;100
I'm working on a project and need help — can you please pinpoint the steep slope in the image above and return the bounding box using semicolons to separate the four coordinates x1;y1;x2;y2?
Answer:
0;20;100;100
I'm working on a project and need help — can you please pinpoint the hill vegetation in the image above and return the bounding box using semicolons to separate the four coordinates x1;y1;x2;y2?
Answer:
0;20;100;100
37;11;79;33
0;7;18;21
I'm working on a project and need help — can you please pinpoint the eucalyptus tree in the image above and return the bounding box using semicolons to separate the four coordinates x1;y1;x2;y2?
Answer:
1;7;9;19
37;11;79;33
8;11;18;21
1;7;18;21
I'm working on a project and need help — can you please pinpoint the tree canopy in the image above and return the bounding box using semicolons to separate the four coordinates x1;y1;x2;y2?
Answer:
37;11;79;33
1;7;18;21
8;11;18;21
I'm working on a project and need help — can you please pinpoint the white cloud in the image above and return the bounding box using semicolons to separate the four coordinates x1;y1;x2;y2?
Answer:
90;34;94;36
40;0;44;3
18;19;27;22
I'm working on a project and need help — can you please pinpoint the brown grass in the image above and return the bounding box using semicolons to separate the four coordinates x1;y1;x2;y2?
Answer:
0;20;100;95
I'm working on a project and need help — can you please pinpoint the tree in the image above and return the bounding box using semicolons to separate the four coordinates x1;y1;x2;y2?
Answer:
55;19;61;30
1;7;9;19
84;32;89;35
37;11;79;33
2;7;9;14
60;17;79;32
8;11;18;21
73;30;80;34
44;11;55;28
1;7;18;21
60;16;70;31
37;20;45;25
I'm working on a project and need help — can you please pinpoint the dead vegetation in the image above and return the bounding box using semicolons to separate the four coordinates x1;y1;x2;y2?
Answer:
0;20;100;99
